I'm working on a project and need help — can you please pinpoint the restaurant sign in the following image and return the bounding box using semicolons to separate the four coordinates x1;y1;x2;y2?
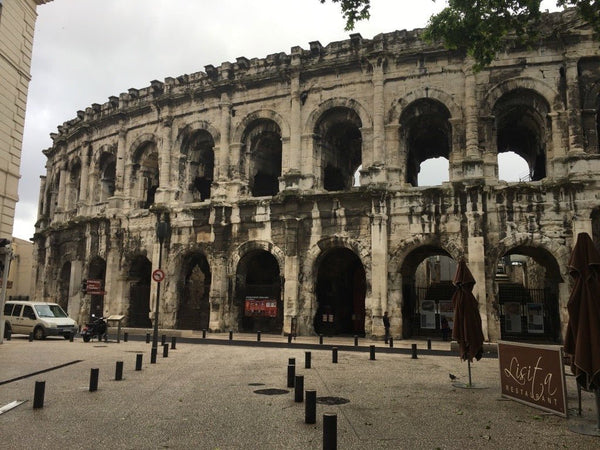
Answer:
244;296;277;318
498;341;568;417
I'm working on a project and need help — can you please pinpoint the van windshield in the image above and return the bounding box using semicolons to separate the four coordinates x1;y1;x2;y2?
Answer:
34;304;68;318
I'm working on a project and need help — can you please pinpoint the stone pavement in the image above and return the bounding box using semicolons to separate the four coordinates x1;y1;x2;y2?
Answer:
1;333;599;449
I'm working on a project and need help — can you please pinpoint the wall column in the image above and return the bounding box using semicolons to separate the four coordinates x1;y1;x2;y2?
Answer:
565;60;584;153
79;142;90;206
369;197;388;337
156;117;174;203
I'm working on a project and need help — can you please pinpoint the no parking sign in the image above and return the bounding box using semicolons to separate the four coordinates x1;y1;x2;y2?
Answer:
152;269;165;282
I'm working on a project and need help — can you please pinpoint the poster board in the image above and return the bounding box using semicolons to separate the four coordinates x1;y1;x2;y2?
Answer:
498;341;567;417
420;300;436;329
244;296;277;318
504;302;522;333
526;303;544;334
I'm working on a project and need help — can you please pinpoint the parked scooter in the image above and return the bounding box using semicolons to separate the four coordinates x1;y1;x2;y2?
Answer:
81;315;107;342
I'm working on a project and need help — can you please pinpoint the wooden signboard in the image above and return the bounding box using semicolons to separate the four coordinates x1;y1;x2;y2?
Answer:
498;341;568;417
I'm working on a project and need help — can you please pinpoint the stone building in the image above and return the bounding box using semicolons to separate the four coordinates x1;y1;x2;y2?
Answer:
34;10;600;342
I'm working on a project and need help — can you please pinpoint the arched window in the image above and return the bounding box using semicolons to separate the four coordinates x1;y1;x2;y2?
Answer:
99;152;116;202
181;130;214;202
132;142;159;209
242;119;282;197
315;107;362;191
400;99;451;187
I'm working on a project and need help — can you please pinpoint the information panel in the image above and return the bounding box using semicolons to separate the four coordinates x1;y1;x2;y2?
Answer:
244;296;277;318
498;341;567;417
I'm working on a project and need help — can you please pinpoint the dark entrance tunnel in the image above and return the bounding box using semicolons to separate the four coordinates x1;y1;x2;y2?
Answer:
315;248;366;336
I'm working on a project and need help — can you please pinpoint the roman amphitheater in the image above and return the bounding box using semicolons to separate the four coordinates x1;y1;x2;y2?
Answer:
33;10;600;342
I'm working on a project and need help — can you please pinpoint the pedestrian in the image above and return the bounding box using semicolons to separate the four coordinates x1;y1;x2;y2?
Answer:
383;311;390;343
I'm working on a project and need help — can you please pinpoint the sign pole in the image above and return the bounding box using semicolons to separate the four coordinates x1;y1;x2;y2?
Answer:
0;243;13;345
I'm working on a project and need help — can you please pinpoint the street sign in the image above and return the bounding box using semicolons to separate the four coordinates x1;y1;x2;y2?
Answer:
152;269;165;282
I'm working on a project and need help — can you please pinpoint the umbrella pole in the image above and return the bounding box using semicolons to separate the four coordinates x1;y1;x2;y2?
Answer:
468;359;472;387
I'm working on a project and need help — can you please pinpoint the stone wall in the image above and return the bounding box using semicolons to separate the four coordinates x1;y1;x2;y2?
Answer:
34;10;600;342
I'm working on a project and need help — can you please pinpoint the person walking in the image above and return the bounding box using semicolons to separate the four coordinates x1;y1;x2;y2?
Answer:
383;311;391;343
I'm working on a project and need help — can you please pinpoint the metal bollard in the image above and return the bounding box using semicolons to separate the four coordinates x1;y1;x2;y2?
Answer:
202;329;206;339
229;330;233;341
151;347;157;364
257;331;261;342
287;364;295;388
115;361;123;381
332;347;338;363
135;353;143;371
319;334;323;345
6;329;10;340
145;332;150;344
323;413;337;450
163;343;169;358
294;375;304;403
305;390;317;424
33;381;45;409
354;335;358;346
161;334;166;346
171;336;176;349
411;343;418;359
288;334;292;344
389;337;394;348
289;358;296;366
427;338;432;350
89;368;99;392
69;332;74;342
305;351;311;369
28;332;33;342
104;333;108;343
370;345;376;361
124;332;129;343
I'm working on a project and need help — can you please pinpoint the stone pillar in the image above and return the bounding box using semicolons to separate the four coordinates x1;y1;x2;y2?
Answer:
464;69;479;158
209;256;228;331
371;59;385;168
156;117;174;203
79;142;90;205
283;72;302;189
369;197;388;337
283;216;299;334
116;129;128;197
565;60;584;153
56;166;67;211
218;93;231;181
467;235;489;341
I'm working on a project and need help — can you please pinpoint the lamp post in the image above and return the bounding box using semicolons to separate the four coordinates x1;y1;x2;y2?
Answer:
152;214;170;355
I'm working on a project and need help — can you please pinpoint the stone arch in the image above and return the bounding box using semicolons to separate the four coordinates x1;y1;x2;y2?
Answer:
174;120;220;148
304;97;373;135
129;133;159;208
483;77;563;114
390;87;463;123
176;250;212;330
229;240;285;278
176;123;217;202
66;157;81;210
129;133;159;161
231;109;290;145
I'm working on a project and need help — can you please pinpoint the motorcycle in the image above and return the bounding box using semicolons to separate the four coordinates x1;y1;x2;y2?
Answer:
81;315;107;342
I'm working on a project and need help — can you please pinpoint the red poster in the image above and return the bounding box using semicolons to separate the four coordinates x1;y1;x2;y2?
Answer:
244;297;277;317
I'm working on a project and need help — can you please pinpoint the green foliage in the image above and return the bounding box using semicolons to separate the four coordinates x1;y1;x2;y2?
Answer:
321;0;371;31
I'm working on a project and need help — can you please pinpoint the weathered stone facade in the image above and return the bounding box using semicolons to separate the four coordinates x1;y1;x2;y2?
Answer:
34;10;600;342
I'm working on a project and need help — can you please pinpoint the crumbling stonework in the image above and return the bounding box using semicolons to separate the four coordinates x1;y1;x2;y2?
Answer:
34;10;600;342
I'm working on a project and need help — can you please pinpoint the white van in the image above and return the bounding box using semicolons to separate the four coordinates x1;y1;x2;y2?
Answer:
3;301;78;340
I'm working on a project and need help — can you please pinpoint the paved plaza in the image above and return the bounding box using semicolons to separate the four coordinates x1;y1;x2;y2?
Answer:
1;333;599;449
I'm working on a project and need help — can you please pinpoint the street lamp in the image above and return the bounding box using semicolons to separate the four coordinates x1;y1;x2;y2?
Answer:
151;213;170;360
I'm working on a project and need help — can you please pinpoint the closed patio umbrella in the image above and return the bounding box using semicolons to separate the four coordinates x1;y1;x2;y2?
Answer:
564;232;600;434
452;259;484;387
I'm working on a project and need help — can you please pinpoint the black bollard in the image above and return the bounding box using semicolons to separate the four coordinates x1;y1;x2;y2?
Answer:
124;332;129;343
6;329;10;340
389;337;394;348
161;334;166;346
69;332;74;342
354;335;358;347
287;364;295;388
305;389;317;424
151;347;157;364
427;338;432;350
288;334;292;344
115;361;123;381
145;332;150;344
323;413;337;450
28;332;33;342
171;336;176;350
411;343;418;359
289;358;296;366
332;347;338;364
294;375;304;403
319;334;323;345
163;343;169;358
135;353;143;371
229;330;233;341
370;345;376;361
33;381;45;409
202;329;206;339
305;351;311;369
257;331;261;342
89;368;99;392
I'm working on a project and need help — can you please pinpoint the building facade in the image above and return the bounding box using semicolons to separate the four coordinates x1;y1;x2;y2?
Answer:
34;10;600;342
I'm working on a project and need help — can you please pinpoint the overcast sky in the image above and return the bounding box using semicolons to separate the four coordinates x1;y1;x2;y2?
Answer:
16;0;558;241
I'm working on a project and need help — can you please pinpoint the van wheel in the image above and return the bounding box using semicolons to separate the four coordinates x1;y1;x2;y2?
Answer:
33;326;45;340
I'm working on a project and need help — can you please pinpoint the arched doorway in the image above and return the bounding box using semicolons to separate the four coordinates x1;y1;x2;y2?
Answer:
236;250;282;333
58;262;71;311
178;253;211;330
128;256;152;328
496;247;562;342
315;248;366;336
400;246;456;339
88;257;106;320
